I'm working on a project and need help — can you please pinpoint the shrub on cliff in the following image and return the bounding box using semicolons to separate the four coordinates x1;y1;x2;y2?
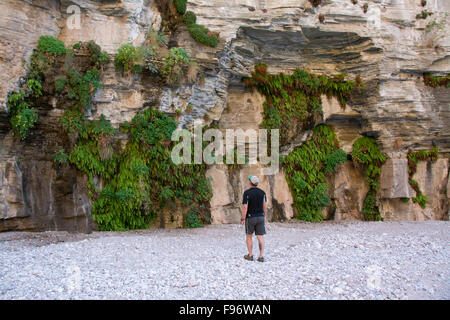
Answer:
114;43;145;76
37;35;66;56
66;68;102;109
170;2;219;48
188;24;219;47
6;73;42;140
161;47;191;84
9;105;38;140
183;11;197;25
87;40;109;67
173;0;187;14
55;77;66;92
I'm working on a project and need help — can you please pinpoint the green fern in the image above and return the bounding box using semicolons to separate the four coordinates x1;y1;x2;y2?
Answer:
351;137;386;220
284;125;346;222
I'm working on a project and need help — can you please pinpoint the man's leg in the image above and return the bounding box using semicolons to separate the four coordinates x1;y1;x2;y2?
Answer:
246;234;253;256
256;235;264;258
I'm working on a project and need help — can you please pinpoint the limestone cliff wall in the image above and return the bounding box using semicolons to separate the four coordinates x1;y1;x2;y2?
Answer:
0;0;449;232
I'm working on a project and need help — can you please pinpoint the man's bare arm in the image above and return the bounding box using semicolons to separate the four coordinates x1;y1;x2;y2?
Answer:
263;201;267;214
241;204;248;224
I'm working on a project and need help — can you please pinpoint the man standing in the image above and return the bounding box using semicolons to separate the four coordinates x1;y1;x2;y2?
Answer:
240;175;267;262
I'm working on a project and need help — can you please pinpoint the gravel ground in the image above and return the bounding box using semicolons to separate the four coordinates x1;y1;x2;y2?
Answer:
0;221;449;300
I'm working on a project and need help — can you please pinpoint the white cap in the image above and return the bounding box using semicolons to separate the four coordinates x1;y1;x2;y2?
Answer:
248;175;259;186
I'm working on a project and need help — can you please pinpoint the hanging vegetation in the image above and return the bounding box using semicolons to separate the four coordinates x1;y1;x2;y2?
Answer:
5;36;69;140
406;147;439;208
82;109;212;231
243;63;358;145
64;41;211;230
240;64;363;221
351;137;386;221
283;125;347;222
10;36;211;231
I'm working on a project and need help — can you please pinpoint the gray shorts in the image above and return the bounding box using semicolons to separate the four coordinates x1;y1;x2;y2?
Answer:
245;216;266;235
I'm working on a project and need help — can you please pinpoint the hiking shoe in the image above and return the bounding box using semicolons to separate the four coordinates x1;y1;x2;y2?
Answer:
244;254;254;261
257;257;264;262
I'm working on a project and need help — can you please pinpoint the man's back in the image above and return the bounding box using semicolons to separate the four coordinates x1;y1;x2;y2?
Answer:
242;187;266;218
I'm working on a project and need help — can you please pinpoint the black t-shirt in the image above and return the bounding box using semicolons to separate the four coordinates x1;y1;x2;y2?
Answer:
242;187;267;218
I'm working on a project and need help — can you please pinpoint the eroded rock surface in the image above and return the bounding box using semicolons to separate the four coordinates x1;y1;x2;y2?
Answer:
1;0;449;231
380;158;449;221
0;0;61;108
